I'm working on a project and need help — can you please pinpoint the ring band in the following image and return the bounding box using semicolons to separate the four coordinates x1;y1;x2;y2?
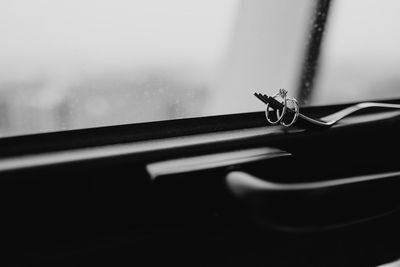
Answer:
265;100;286;124
280;97;299;127
265;89;287;125
264;89;299;127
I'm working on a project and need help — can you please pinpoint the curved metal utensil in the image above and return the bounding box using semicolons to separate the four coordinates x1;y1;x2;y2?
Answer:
254;92;400;128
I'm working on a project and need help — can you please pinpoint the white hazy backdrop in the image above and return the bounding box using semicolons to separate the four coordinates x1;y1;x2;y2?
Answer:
0;0;239;77
0;0;399;136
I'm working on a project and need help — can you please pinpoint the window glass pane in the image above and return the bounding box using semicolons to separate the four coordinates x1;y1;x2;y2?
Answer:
0;0;312;137
314;0;400;105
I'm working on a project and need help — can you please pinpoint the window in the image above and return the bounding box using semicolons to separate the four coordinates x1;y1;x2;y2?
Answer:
2;1;400;266
0;0;315;137
314;0;400;104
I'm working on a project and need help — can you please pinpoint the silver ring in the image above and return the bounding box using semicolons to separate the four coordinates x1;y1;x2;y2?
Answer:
265;89;287;125
280;97;299;127
264;89;300;127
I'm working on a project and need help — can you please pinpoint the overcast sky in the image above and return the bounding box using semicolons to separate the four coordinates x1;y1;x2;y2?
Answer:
0;0;239;80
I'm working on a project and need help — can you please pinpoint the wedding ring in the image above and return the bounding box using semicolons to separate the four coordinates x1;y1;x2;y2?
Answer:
264;89;300;127
280;97;299;127
265;89;287;125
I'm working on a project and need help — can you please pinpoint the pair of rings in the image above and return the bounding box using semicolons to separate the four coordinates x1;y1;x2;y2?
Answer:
265;89;300;127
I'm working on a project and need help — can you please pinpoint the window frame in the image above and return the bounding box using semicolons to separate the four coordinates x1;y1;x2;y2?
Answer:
0;97;399;170
2;1;400;265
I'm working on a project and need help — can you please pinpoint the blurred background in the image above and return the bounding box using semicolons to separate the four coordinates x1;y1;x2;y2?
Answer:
0;0;399;137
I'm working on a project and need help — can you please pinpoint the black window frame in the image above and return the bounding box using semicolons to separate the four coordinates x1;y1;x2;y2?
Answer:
2;1;400;266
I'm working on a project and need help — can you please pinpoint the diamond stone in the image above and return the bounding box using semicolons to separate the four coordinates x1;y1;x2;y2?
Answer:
278;89;287;98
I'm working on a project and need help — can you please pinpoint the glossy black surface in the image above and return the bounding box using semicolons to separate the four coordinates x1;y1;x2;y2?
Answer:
0;104;400;266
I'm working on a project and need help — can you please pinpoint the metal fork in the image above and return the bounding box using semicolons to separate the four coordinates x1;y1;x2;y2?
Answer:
254;92;400;128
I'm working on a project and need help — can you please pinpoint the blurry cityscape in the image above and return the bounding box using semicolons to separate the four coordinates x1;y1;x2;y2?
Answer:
0;67;210;136
0;0;400;137
0;0;311;137
0;0;240;137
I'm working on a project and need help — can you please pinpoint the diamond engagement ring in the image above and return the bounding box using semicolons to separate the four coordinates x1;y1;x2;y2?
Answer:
255;91;400;129
264;89;299;127
265;89;287;125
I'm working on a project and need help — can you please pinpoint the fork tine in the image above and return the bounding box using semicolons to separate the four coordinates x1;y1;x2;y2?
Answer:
254;92;269;105
254;92;264;101
260;94;271;103
254;92;289;111
264;93;295;113
256;93;268;104
262;94;271;101
254;92;263;98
